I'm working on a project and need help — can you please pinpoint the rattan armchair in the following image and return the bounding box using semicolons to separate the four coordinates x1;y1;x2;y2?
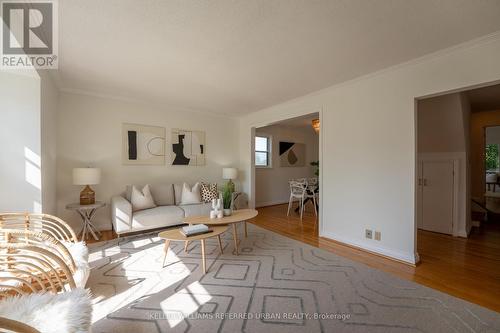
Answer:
0;229;76;298
0;213;78;243
0;317;40;333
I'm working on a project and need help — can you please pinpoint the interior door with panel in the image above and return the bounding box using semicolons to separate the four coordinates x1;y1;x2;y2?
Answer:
421;160;454;235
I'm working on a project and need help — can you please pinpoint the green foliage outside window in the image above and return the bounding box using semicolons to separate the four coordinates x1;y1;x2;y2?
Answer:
485;144;499;170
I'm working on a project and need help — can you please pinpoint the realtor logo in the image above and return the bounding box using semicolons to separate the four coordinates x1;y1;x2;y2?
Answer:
1;0;58;68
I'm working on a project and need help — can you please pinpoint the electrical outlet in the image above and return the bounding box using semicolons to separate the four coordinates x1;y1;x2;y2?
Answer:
365;229;373;239
374;231;381;241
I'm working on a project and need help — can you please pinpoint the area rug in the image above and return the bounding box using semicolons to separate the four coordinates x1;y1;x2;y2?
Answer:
87;223;500;332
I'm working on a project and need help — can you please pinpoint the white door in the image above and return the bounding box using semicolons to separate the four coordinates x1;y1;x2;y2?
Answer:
421;160;454;235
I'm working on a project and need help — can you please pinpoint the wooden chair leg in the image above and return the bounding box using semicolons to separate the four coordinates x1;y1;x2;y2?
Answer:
184;240;189;253
244;221;248;238
300;197;304;221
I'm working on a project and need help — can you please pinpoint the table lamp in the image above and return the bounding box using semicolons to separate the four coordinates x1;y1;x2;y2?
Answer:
73;167;101;205
222;167;238;192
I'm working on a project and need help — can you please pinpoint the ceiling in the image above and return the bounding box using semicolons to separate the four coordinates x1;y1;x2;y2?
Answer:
56;0;500;116
467;84;500;112
270;113;319;129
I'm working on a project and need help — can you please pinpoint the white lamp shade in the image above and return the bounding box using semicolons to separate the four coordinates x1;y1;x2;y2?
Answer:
222;167;238;180
73;168;101;185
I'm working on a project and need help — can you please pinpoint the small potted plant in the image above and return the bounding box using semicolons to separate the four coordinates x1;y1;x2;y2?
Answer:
222;183;233;216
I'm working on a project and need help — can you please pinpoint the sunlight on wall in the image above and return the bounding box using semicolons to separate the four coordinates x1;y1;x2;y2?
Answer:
24;146;41;190
33;201;42;213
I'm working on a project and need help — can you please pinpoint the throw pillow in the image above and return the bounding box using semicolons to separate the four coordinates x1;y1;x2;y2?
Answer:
200;183;218;203
131;184;157;212
181;182;202;205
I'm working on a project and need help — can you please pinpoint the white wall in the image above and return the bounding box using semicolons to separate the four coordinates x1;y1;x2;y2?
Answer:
255;124;318;207
417;94;467;153
40;71;59;215
56;92;239;231
0;70;42;212
239;33;500;264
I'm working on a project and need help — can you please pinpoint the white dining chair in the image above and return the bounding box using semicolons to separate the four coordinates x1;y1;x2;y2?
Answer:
308;178;318;186
287;181;307;220
304;183;318;216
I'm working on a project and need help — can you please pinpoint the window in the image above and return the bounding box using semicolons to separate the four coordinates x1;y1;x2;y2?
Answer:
486;143;500;171
255;135;271;167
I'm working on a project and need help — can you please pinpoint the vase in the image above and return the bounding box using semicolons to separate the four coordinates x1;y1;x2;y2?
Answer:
223;208;232;216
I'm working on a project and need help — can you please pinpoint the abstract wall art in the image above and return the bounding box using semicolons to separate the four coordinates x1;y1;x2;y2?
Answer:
122;123;165;165
279;141;306;167
171;129;206;166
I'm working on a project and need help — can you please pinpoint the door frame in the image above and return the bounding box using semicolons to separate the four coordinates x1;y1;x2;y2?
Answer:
417;154;461;236
248;109;323;233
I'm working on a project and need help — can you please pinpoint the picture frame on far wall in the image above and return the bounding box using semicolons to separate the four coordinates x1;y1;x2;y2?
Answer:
122;123;166;165
171;129;206;166
279;141;306;167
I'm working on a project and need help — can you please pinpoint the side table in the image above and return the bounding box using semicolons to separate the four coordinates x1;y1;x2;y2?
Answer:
66;201;105;241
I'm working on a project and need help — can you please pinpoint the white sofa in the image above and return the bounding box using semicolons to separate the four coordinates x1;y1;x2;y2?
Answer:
111;183;212;236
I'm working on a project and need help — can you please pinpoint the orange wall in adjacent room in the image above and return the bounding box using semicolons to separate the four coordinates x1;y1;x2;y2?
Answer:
470;110;500;200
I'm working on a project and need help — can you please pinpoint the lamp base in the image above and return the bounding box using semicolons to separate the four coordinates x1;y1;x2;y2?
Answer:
80;185;95;205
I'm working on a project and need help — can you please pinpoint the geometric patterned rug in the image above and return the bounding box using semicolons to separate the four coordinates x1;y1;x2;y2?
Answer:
87;223;500;332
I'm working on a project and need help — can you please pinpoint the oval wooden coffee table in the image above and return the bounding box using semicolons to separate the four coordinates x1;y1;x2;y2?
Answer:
184;209;258;255
158;225;228;274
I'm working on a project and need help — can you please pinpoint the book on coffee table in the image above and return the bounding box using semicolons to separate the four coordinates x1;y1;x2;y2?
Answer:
180;224;213;237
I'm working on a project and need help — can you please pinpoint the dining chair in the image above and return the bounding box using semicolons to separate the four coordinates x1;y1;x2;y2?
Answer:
287;181;307;220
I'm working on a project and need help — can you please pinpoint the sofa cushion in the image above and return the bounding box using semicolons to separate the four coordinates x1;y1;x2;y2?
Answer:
181;183;202;205
173;183;184;205
200;183;218;203
150;184;175;206
125;184;137;202
132;206;184;230
179;203;212;217
131;185;157;212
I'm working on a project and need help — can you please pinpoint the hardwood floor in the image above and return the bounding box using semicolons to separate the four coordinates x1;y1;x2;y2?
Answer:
88;203;500;313
251;204;500;313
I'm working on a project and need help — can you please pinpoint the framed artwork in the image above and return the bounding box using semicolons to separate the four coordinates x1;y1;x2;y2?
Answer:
122;123;165;165
171;129;206;166
279;141;306;167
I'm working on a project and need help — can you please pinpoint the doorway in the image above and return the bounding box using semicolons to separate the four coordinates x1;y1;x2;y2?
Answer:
414;83;500;312
251;112;321;237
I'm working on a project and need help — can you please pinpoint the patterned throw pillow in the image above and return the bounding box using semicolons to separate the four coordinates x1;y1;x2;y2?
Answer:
200;183;218;203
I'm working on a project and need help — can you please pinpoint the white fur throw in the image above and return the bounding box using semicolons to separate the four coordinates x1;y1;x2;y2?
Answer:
64;241;90;288
0;288;92;333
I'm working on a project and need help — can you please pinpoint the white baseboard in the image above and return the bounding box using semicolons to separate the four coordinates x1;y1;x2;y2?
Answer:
255;200;289;208
321;231;418;265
